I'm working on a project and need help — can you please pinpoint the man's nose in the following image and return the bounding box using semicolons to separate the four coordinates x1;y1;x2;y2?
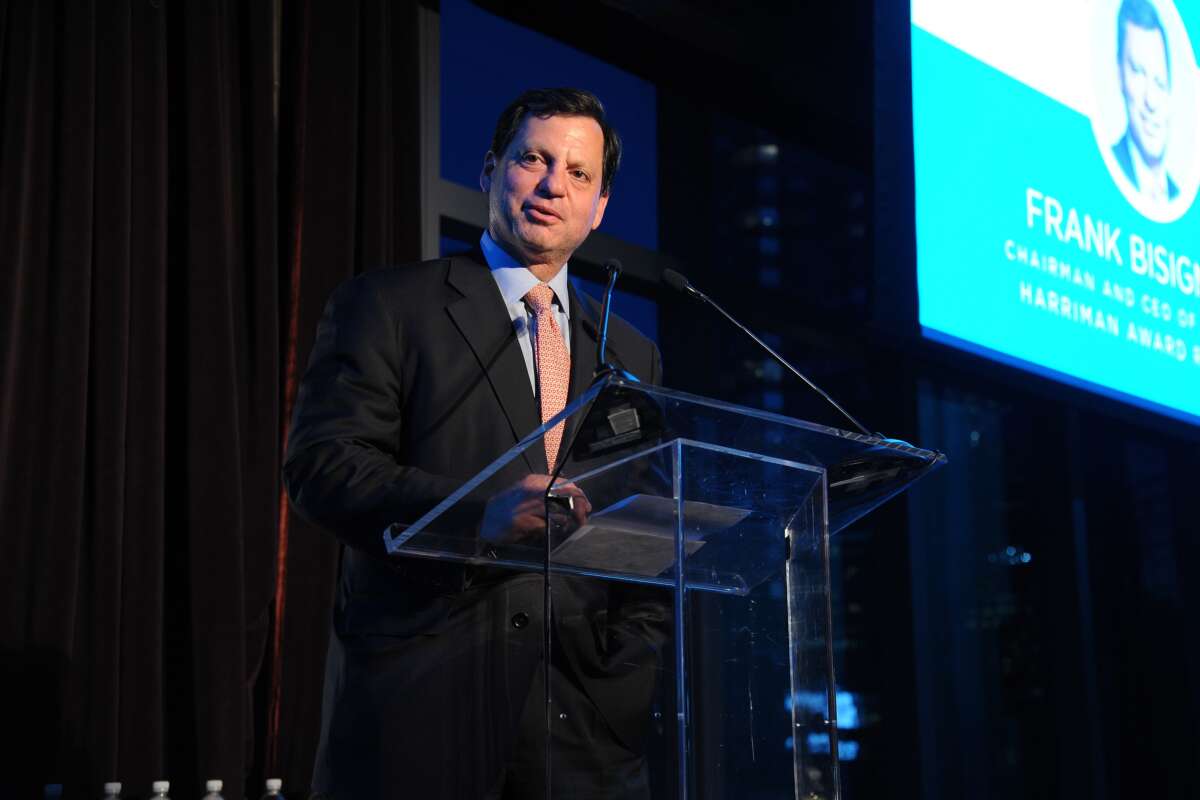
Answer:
537;164;567;197
1145;80;1168;111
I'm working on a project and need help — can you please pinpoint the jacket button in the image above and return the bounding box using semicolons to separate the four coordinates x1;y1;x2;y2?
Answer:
511;612;530;630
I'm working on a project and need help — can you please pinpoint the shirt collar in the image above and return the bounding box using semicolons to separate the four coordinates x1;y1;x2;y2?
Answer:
1126;135;1169;201
480;231;571;315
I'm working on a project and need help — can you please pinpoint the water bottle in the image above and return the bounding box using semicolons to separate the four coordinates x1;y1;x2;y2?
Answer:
202;779;225;799
150;780;171;799
259;778;284;799
102;783;122;798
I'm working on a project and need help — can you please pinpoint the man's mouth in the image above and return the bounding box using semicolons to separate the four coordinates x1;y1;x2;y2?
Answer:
524;203;561;222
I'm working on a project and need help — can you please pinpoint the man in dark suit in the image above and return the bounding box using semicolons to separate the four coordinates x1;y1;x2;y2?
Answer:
284;88;667;799
1111;0;1179;205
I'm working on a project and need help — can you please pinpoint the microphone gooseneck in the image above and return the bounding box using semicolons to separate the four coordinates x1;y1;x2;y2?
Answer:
595;259;622;376
661;268;874;437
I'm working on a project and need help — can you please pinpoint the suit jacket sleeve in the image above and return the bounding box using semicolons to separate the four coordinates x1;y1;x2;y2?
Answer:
283;274;478;556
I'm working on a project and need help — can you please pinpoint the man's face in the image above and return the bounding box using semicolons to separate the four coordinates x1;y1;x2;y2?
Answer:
481;114;609;270
1120;22;1172;165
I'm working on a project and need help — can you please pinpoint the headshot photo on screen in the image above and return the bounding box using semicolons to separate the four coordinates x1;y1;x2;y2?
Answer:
1091;0;1200;222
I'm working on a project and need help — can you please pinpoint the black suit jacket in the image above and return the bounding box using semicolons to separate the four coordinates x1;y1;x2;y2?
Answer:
284;250;666;798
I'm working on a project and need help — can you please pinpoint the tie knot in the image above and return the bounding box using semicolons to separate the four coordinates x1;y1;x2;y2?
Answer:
524;284;556;314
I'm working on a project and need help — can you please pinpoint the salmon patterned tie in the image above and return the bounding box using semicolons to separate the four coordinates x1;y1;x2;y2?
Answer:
524;284;570;470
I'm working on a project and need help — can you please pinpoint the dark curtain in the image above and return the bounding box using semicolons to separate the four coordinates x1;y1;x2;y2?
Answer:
0;0;421;795
272;0;422;792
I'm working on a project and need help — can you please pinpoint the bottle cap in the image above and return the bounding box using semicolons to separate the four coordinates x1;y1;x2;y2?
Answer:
152;781;170;793
103;784;122;794
266;778;282;791
206;780;223;792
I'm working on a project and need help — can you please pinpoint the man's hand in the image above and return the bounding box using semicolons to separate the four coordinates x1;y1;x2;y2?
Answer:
480;474;592;545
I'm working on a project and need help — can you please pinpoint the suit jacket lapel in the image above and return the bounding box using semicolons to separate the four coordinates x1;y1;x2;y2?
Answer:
567;282;600;406
445;250;547;474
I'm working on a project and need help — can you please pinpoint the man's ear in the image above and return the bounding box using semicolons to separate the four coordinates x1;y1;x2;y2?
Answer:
590;191;610;231
480;152;496;192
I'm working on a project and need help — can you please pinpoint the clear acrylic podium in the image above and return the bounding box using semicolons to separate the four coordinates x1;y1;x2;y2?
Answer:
384;376;945;800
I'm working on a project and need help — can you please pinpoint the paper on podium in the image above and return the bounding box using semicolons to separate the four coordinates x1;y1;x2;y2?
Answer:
550;493;752;576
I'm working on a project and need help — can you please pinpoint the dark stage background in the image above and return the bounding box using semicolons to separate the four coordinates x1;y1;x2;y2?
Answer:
2;1;1198;798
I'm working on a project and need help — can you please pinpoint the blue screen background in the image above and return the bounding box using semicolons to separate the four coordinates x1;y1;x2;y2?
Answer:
912;6;1200;425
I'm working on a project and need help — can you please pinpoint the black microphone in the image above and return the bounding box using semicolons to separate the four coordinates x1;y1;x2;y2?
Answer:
595;259;621;374
590;259;642;383
661;268;873;437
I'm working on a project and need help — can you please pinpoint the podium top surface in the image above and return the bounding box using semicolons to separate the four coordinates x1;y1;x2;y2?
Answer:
384;376;946;558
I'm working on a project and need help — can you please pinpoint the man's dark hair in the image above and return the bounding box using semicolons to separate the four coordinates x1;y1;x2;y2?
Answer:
1117;0;1171;83
489;88;622;196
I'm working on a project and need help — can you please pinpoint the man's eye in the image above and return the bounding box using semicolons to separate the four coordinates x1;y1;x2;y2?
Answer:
571;170;590;181
521;153;541;163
